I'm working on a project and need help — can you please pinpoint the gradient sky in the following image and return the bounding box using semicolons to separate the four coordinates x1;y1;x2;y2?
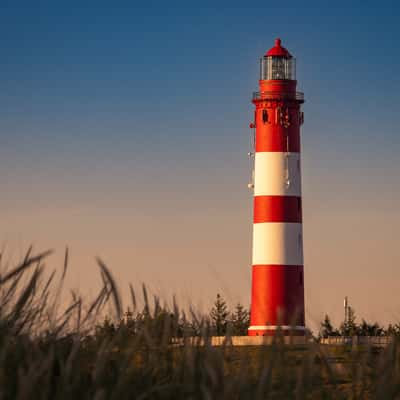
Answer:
1;1;400;330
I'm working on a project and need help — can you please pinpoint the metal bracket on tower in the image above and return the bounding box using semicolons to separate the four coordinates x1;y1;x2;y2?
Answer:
248;122;256;190
276;107;291;128
283;108;290;128
285;156;290;189
299;111;304;125
248;169;255;189
285;129;290;188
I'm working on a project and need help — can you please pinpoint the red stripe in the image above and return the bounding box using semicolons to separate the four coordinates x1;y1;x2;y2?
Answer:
250;264;305;329
255;113;300;152
259;79;297;94
254;196;302;223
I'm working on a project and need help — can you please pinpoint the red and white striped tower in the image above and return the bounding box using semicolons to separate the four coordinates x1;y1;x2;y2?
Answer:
248;38;305;336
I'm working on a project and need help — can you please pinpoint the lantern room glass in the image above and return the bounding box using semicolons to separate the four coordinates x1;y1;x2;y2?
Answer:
260;56;296;80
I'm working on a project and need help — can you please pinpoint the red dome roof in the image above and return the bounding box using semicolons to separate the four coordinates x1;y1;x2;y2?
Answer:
265;38;292;58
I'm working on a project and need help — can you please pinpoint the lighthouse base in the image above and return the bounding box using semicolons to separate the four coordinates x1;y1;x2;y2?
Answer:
248;325;306;336
249;265;305;335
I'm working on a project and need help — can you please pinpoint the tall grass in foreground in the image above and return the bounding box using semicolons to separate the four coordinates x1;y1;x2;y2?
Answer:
0;249;399;399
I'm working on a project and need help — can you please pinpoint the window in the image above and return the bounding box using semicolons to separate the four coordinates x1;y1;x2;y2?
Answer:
262;109;268;124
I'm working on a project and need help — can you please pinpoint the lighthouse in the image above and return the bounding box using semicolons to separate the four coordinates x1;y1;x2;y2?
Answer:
248;39;305;336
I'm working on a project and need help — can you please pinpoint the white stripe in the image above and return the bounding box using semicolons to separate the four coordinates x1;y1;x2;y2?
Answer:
254;152;301;196
248;325;306;330
252;222;303;265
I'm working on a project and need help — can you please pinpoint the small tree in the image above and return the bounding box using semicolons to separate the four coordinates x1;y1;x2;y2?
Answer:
230;303;250;336
358;320;384;336
319;314;339;338
210;294;229;336
386;323;400;336
340;306;358;336
94;316;116;341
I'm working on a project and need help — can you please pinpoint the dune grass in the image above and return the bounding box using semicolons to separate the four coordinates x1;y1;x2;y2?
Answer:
0;248;399;399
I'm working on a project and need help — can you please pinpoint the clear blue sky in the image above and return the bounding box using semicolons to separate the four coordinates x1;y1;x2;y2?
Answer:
1;1;399;154
1;1;400;328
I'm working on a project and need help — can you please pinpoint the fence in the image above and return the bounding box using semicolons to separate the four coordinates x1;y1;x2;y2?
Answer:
320;336;393;346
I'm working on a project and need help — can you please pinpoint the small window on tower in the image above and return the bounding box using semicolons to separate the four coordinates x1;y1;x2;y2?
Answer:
262;109;268;124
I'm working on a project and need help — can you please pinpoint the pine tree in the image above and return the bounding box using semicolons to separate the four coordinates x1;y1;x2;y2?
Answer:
319;314;339;338
230;303;250;336
94;316;116;341
358;320;384;336
210;294;229;336
386;323;400;336
340;306;358;336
